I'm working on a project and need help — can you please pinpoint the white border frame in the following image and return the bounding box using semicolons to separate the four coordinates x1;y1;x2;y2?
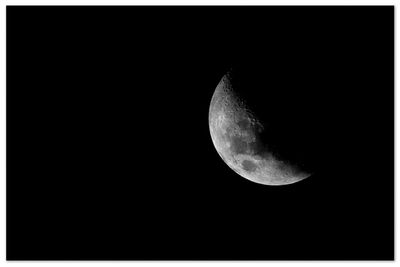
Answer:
0;1;397;266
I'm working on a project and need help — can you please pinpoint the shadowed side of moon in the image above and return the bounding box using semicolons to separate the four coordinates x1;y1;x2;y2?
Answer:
209;71;313;186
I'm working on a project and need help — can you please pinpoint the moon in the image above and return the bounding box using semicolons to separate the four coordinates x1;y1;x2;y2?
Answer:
209;71;313;186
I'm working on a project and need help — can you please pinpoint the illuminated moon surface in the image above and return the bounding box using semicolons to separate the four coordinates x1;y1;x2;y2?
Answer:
209;72;312;186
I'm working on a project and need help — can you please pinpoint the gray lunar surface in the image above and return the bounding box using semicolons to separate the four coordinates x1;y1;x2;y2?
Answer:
209;72;311;186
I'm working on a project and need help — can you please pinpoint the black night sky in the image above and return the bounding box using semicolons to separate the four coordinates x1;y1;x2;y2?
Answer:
7;6;394;260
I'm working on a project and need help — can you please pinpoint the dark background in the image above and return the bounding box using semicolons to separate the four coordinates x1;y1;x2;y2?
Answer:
7;6;394;260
